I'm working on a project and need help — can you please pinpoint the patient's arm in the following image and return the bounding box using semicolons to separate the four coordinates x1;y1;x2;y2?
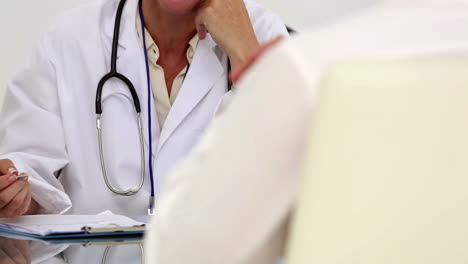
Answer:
145;40;316;264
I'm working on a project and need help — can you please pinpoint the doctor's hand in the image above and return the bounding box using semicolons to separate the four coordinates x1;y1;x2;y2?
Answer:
195;0;260;73
0;159;39;218
0;237;31;264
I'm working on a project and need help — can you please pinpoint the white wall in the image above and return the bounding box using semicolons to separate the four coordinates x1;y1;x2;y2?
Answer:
0;0;91;102
255;0;378;31
0;0;378;102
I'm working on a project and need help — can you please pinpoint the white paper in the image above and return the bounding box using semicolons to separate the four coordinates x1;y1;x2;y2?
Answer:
0;211;145;236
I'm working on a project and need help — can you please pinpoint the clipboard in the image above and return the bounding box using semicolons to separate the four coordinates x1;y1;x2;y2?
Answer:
81;225;145;234
0;212;146;244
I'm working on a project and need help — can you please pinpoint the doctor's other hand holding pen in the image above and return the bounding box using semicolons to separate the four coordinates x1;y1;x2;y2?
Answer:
0;159;39;218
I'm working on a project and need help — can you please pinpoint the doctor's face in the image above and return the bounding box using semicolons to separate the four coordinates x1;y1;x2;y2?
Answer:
158;0;201;14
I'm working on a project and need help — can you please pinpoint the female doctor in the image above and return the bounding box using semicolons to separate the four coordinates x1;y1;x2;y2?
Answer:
0;0;287;217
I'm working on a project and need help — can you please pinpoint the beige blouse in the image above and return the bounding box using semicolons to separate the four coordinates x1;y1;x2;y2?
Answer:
136;14;199;128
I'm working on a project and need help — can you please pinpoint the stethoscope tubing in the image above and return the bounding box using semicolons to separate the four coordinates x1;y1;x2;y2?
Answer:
95;0;149;201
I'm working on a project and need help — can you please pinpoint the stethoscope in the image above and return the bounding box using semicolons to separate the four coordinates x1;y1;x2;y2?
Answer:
95;0;232;215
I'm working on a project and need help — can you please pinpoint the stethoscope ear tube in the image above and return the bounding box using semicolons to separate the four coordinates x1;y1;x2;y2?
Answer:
96;73;142;114
111;0;128;73
96;0;141;116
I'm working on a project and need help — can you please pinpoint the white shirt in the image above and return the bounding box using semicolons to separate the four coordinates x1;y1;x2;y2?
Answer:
145;0;468;263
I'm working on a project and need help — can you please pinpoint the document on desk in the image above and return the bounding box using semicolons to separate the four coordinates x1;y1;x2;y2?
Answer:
0;211;145;241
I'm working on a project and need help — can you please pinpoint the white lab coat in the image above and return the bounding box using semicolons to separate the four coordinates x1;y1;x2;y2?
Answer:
0;0;287;215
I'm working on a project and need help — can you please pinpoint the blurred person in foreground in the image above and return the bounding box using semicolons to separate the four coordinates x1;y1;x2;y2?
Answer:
145;0;468;263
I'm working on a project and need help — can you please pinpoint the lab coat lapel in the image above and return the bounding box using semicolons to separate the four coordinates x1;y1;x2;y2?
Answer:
102;0;136;59
157;37;224;152
101;0;161;154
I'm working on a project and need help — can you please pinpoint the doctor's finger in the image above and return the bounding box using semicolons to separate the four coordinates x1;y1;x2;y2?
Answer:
0;186;28;218
194;1;212;40
0;175;19;192
0;175;16;193
0;159;18;176
196;23;208;40
0;180;27;210
15;188;31;216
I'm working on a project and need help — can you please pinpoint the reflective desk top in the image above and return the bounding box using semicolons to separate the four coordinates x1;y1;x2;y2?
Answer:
0;235;145;264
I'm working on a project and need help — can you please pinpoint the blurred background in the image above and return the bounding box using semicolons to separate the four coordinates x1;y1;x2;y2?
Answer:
0;0;377;102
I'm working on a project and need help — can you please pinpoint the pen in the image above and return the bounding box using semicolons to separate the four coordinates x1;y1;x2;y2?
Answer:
16;173;29;180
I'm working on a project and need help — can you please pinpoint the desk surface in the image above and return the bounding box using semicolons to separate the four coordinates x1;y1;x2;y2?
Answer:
0;234;145;264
